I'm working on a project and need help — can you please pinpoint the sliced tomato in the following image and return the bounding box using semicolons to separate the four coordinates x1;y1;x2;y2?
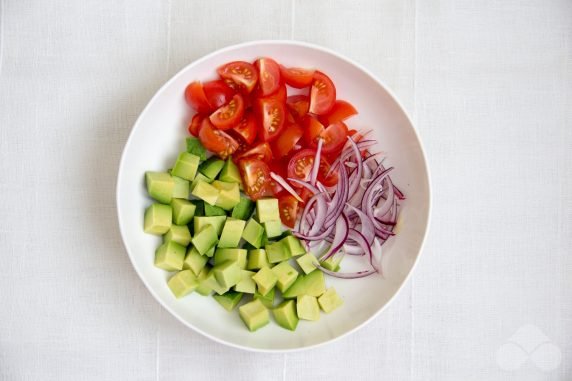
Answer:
320;122;348;154
255;58;281;97
257;97;286;141
302;116;325;148
319;100;357;125
268;159;288;195
317;156;338;187
309;71;336;115
280;66;315;88
230;111;257;145
184;81;211;113
278;194;299;228
203;80;235;109
286;95;310;120
238;158;273;200
236;142;273;162
272;122;303;158
198;118;239;159
209;94;245;130
287;149;316;186
217;61;258;93
254;83;286;104
298;188;313;204
187;113;203;137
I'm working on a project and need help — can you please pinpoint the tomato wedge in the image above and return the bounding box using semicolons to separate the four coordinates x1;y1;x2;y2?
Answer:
286;95;310;120
302;116;325;148
236;142;273;162
272;122;303;158
217;61;258;93
280;66;315;88
287;148;339;187
278;194;299;228
198;118;239;159
184;81;212;113
231;112;257;145
203;80;235;109
319;100;357;125
255;58;281;97
209;94;245;130
309;71;336;115
238;158;273;200
257;97;286;141
317;156;338;187
188;113;204;136
320;122;348;154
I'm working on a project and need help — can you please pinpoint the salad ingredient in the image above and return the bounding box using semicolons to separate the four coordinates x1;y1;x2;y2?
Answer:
171;198;196;225
296;295;320;321
241;218;264;248
234;270;256;294
211;180;241;210
238;299;269;332
191;180;220;205
277;194;299;229
214;248;248;269
238;158;272;200
309;71;336;115
198;118;239;159
271;261;299;292
199;157;225;180
144;203;172;234
319;100;358;125
272;300;299;331
186;137;207;161
231;196;255;220
145;172;175;204
255;57;281;96
167;270;199;299
217;61;259;93
213;291;243;311
191;225;218;255
183;247;209;276
317;288;344;313
163;224;192;246
185;81;212;114
252;267;278;296
154;240;186;271
246;248;271;270
203;80;235;109
257;96;286;141
217;219;246;248
209;94;245;130
279;66;315;88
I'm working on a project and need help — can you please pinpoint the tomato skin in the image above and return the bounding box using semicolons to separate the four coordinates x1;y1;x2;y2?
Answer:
279;66;315;88
236;142;273;162
286;95;310;120
255;58;281;97
203;80;235;109
231;111;257;145
302;116;325;148
320;121;349;154
319;100;357;125
217;61;259;93
317;156;338;187
188;113;204;136
278;194;299;228
309;71;336;115
185;81;212;113
268;159;289;195
257;97;286;142
198;118;239;159
209;94;245;130
272;122;304;158
287;149;316;185
238;158;273;200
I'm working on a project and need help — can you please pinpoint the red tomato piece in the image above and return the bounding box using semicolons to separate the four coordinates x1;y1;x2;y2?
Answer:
287;149;317;185
320;122;349;154
184;81;211;113
278;194;299;228
309;71;336;115
217;61;259;93
319;100;358;125
272;122;304;158
198;118;239;159
279;66;315;88
236;142;273;162
209;94;245;130
187;113;204;137
230;111;257;145
255;57;281;97
203;80;235;109
238;158;273;200
286;95;310;120
317;156;338;187
302;116;325;148
257;97;286;141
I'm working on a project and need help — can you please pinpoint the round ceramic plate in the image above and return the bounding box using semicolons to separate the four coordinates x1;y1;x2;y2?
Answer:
116;40;430;352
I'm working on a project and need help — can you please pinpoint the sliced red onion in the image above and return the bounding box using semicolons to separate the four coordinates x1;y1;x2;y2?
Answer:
294;224;334;241
323;162;349;229
346;203;375;245
319;214;350;261
348;228;379;273
270;172;302;202
346;137;364;198
288;178;320;194
298;192;322;234
310;138;323;186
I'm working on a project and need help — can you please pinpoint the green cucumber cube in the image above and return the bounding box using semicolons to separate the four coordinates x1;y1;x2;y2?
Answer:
231;196;255;220
218;219;246;248
145;171;174;204
171;176;190;199
163;224;191;246
213;291;243;312
171;199;196;225
242;218;264;248
271;261;299;292
265;241;290;264
191;180;220;205
272;300;299;331
281;235;306;257
172;152;200;181
238;299;269;332
167;270;198;298
318;288;344;313
255;198;280;223
296;295;320;321
246;249;271;270
252;267;278;296
186;137;207;162
214;248;247;269
183;246;209;276
234;270;256;294
296;253;319;274
144;203;172;235
199;157;225;180
154;241;186;271
191;225;218;255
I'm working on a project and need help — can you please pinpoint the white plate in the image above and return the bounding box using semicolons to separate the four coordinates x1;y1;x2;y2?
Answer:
116;40;431;352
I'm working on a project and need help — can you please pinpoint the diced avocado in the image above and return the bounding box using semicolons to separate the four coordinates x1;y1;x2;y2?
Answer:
202;269;230;295
214;248;247;269
246;249;271;270
272;300;299;331
282;270;326;299
296;295;320;321
263;220;282;239
321;254;343;272
144;203;172;235
255;198;280;223
281;235;306;257
252;267;278;296
199;157;225;180
213;260;242;289
318;288;344;313
238;299;270;332
218;219;246;248
171;199;196;225
186;137;207;162
183;246;208;276
171;176;190;199
211;181;240;210
163;224;191;246
234;270;256;294
145;171;175;204
204;204;226;216
193;216;226;237
254;288;275;308
219;157;242;184
190;199;205;217
231;196;255;220
213;291;243;312
271;261;299;292
191;180;220;205
242;218;264;248
205;246;215;258
154;241;186;271
167;270;198;298
265;241;290;264
172;152;200;181
296;253;319;274
190;173;212;191
191;225;218;255
195;266;213;296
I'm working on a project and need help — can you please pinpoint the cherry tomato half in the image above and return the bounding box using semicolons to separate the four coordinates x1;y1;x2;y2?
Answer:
203;80;235;109
238;158;273;200
272;122;303;158
319;100;357;125
209;94;245;130
187;113;203;137
198;118;239;159
257;97;286;141
217;61;259;93
236;142;273;162
278;194;299;228
309;71;336;115
279;66;315;88
287;148;338;187
302;116;325;148
255;57;281;97
230;111;257;145
286;95;310;120
184;81;211;113
320;121;348;154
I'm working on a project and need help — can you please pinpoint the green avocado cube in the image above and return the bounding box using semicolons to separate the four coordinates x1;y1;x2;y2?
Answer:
214;248;247;269
201;269;230;295
282;270;325;299
199;157;225;180
296;253;319;274
280;235;306;257
172;152;200;181
213;291;243;312
271;261;299;292
254;288;275;308
167;270;198;298
231;196;255;220
272;300;299;331
171;176;190;199
296;295;320;321
321;254;343;272
252;267;278;296
190;199;205;217
211;181;240;210
234;270;256;294
186;137;207;162
191;225;218;255
263;220;282;239
195;266;213;296
246;249;272;270
191;180;220;206
183;246;209;276
193;216;226;236
154;241;186;271
145;171;175;204
218;157;242;184
171;199;196;225
242;218;264;248
218;219;246;248
163;224;191;246
190;173;212;192
255;198;280;223
144;203;172;235
213;260;242;289
265;241;290;264
238;299;270;332
204;204;226;216
318;288;344;313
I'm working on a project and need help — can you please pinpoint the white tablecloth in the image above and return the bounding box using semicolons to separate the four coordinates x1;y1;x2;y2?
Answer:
1;1;570;380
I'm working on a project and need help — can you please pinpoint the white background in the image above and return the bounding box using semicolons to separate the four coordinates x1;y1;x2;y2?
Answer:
0;0;570;380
